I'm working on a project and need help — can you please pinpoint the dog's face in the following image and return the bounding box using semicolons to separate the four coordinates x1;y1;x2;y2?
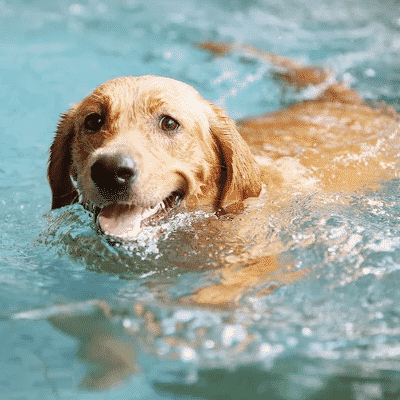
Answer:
48;76;261;239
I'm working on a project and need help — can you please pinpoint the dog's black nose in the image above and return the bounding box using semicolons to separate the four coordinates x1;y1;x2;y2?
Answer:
91;154;137;193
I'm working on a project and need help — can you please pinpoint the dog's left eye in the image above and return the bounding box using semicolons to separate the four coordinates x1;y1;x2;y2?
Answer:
159;115;180;133
84;113;104;132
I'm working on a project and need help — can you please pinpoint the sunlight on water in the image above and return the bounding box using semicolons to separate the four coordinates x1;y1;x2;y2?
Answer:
1;0;400;398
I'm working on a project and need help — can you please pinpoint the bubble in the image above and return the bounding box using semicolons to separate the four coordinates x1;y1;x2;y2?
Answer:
222;325;247;347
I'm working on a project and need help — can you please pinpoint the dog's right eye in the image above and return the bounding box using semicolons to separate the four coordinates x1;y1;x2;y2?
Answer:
84;113;104;132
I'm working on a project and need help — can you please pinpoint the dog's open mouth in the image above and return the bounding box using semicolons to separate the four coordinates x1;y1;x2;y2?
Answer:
95;191;184;240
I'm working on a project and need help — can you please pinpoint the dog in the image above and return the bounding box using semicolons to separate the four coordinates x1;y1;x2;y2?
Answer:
38;46;400;385
48;75;262;240
48;43;400;245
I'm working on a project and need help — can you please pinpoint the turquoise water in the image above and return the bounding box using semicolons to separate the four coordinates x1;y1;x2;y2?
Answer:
1;0;400;398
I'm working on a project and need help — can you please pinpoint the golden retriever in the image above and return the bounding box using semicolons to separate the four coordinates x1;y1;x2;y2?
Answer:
48;42;400;242
33;46;400;389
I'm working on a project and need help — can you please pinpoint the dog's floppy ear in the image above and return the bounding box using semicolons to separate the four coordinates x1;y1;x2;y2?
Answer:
47;107;79;209
209;103;262;208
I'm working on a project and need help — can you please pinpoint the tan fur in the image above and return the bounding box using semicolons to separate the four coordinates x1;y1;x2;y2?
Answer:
47;43;400;308
48;107;79;209
48;75;262;214
48;47;400;242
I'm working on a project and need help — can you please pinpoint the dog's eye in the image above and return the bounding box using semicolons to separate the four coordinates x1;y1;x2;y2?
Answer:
159;115;180;133
84;113;104;132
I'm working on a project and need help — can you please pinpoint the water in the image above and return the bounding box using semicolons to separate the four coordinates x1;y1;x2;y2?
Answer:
1;0;400;398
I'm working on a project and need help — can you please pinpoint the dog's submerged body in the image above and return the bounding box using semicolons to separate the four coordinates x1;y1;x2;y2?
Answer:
48;44;400;243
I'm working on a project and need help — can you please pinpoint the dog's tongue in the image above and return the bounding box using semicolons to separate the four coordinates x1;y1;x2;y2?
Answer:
98;204;159;239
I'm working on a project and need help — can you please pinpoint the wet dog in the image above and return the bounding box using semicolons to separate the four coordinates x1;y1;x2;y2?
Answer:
48;43;400;243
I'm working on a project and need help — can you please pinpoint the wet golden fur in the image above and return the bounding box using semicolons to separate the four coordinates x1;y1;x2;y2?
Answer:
39;46;400;390
48;43;400;244
48;75;262;214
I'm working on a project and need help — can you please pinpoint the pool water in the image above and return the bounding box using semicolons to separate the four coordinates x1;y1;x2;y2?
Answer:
1;0;400;398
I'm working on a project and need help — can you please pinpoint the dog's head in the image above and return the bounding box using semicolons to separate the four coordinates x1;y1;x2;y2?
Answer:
48;76;262;239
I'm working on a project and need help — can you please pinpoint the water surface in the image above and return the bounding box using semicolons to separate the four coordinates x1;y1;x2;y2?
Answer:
1;0;400;398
